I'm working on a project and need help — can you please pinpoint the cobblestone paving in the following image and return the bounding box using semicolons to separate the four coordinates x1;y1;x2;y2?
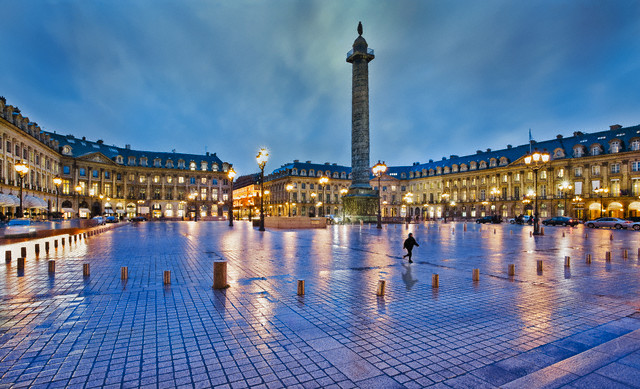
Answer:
1;221;640;388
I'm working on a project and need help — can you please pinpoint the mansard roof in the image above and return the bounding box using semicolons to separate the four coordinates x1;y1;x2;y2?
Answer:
46;132;227;169
269;160;352;179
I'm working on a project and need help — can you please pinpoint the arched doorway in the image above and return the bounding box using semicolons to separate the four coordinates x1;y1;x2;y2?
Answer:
126;203;136;218
91;201;101;217
607;202;624;218
628;202;640;218
588;202;602;219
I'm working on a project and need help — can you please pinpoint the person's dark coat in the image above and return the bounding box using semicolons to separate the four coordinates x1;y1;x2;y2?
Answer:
403;236;419;250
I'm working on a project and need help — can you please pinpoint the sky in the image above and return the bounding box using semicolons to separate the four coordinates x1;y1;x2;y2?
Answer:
1;0;639;176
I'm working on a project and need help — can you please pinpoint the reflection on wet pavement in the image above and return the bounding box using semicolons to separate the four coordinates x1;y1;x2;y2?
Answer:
1;221;640;387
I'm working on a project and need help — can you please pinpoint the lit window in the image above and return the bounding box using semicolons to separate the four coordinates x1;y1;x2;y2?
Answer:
610;163;620;174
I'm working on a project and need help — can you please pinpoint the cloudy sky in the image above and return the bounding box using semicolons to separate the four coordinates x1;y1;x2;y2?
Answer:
1;0;639;175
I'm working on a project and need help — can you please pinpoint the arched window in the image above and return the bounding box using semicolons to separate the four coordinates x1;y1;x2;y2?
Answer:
489;158;497;167
300;169;306;176
460;164;467;172
573;146;585;158
479;161;487;169
631;139;640;151
610;140;621;153
591;144;602;156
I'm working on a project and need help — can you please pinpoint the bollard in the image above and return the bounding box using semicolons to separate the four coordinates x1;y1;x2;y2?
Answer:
638;247;640;259
48;260;55;273
5;250;11;264
35;244;40;257
213;261;228;289
74;235;77;243
472;268;480;281
610;234;613;241
586;254;592;264
432;274;439;288
121;266;128;280
493;229;496;234
541;226;545;235
45;241;50;253
606;251;611;262
537;260;543;272
562;232;565;237
17;257;25;271
508;264;515;276
83;233;87;239
623;249;628;260
55;239;59;249
510;230;513;235
61;238;65;247
585;233;588;238
565;256;571;267
297;279;305;295
21;247;27;258
463;224;467;232
376;280;386;296
83;263;90;277
68;237;72;245
530;231;533;237
163;270;171;285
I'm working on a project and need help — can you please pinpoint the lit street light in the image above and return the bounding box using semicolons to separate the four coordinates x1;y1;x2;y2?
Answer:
595;187;609;218
286;184;294;217
53;176;62;217
524;149;550;235
14;162;29;218
75;184;82;219
340;188;348;222
559;181;573;216
372;160;387;229
319;176;329;217
256;148;269;231
440;191;450;223
228;168;236;226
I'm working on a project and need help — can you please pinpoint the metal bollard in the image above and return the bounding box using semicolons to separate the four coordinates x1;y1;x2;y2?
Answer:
45;241;50;253
121;267;128;280
163;270;171;285
74;235;77;242
61;238;65;247
48;260;55;273
83;233;87;239
610;234;613;241
297;279;305;295
537;260;543;272
508;264;515;276
530;231;533;237
17;257;25;271
55;239;59;249
432;274;439;288
510;230;513;235
83;263;90;277
623;249;628;259
5;250;11;264
376;280;386;296
21;247;27;258
472;268;480;281
586;254;592;264
606;251;611;262
565;256;570;267
562;232;565;237
68;237;72;245
35;244;40;258
585;233;588;238
541;226;545;235
463;224;467;232
213;261;228;289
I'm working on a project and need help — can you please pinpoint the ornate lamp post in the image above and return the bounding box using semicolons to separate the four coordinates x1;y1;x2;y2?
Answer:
310;192;317;217
340;188;348;222
450;200;456;221
594;187;609;218
524;150;550;235
372;161;387;229
188;192;198;221
319;176;329;217
286;184;294;217
74;184;83;219
441;192;450;223
559;181;573;216
490;187;500;217
14;162;29;218
404;192;414;224
52;176;62;214
256;148;269;231
572;196;583;220
228;168;236;226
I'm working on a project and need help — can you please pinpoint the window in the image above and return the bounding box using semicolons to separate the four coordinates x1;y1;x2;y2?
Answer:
190;177;196;185
154;159;161;167
540;170;547;179
633;178;640;196
632;140;640;151
167;176;173;183
128;174;135;181
632;161;640;172
201;177;207;184
574;167;583;177
153;175;160;183
591;165;600;176
610;163;620;174
480;189;486;201
128;156;136;166
178;176;184;183
79;168;86;176
574;147;584;157
140;175;146;183
527;172;533;181
591;145;601;155
92;170;99;178
557;168;564;178
610;141;621;153
301;183;306;189
140;158;148;166
105;171;110;179
117;173;122;181
63;166;71;175
611;179;621;196
502;175;507;183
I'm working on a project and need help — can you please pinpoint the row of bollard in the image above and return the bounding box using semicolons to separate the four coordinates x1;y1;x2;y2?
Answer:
116;262;228;288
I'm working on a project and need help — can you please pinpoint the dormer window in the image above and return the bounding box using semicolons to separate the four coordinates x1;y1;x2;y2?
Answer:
479;161;487;169
452;164;459;172
212;163;219;171
166;159;174;168
300;169;306;176
470;161;477;170
128;156;136;166
140;157;148;166
631;139;640;151
201;161;208;171
591;145;602;156
309;169;314;176
178;159;185;168
189;161;196;171
154;158;161;167
499;157;508;166
341;172;346;179
333;172;338;178
610;141;621;153
401;173;406;178
554;149;565;158
436;167;442;174
291;168;298;175
489;158;497;167
573;147;584;157
116;155;124;164
62;145;72;156
443;166;450;174
460;164;467;172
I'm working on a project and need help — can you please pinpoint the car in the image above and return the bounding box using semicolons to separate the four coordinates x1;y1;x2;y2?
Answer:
131;216;147;222
105;216;117;223
476;215;501;224
585;217;632;229
92;216;106;225
541;216;580;227
630;222;640;231
509;215;532;225
4;218;38;237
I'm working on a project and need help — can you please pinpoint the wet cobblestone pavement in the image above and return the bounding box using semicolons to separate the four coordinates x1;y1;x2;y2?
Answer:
1;221;640;388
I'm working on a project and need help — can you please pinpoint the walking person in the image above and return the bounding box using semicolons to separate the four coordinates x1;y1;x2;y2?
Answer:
403;232;419;263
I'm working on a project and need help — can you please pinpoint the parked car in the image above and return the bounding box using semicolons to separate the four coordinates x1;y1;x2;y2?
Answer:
92;216;106;225
476;215;501;224
4;218;38;237
105;216;117;223
131;216;147;222
509;215;532;225
541;216;580;227
629;222;640;231
585;217;632;229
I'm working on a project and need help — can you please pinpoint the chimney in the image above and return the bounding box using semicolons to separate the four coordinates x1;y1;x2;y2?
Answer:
306;160;311;163
610;124;622;131
82;136;86;141
449;155;458;159
573;131;583;137
476;150;482;154
325;162;330;165
97;139;103;144
507;145;512;149
486;148;491;152
125;144;131;150
293;159;299;163
556;134;563;139
429;159;433;163
206;152;210;156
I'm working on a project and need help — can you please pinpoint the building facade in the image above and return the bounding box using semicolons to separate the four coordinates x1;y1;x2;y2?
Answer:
0;97;232;220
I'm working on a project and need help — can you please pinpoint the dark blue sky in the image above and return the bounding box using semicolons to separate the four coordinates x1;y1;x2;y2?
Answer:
1;1;639;175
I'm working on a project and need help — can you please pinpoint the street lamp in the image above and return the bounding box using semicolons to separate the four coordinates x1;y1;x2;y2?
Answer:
404;192;414;224
286;184;294;217
450;200;456;221
440;192;450;223
559;181;573;216
311;192;317;217
572;196;583;220
14;162;29;218
595;187;609;218
228;168;236;226
372;160;387;229
340;188;348;222
75;184;83;219
53;176;62;217
319;176;329;217
256;148;269;231
188;192;198;221
490;187;500;217
524;150;550;235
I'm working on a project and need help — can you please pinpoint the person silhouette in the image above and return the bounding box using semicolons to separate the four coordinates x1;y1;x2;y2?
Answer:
402;233;419;263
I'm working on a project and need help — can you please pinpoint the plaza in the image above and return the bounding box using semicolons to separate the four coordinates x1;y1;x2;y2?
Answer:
1;221;640;388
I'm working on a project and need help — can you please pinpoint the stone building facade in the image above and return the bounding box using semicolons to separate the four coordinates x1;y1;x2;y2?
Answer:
0;97;232;220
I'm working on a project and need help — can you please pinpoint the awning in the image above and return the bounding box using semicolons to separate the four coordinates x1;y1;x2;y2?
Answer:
0;194;20;207
104;209;114;214
116;210;126;214
23;195;48;209
62;207;75;213
79;208;91;213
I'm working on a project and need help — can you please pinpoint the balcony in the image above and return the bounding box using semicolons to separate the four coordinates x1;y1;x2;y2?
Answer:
346;48;374;59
